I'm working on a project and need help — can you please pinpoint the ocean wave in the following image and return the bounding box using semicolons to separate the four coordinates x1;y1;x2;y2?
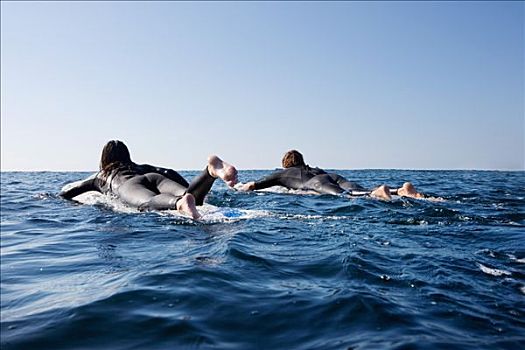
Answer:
477;263;512;277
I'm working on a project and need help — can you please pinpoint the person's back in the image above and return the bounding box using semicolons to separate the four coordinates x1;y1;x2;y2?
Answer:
252;165;326;191
240;149;367;195
94;161;190;194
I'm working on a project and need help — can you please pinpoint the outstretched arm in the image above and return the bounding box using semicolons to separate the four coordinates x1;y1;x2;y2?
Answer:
238;170;286;191
59;177;98;200
253;170;287;190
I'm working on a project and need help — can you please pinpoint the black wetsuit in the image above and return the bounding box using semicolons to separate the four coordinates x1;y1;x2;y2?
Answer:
59;163;216;210
253;165;366;195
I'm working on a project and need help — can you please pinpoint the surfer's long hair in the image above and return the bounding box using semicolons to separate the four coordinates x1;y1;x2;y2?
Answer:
99;140;133;176
282;150;306;168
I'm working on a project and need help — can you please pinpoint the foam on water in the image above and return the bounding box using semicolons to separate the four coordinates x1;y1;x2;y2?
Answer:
161;204;270;223
74;192;269;223
508;255;525;263
477;263;512;277
74;192;136;213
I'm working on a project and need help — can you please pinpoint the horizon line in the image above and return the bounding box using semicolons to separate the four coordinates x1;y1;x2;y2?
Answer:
1;168;524;172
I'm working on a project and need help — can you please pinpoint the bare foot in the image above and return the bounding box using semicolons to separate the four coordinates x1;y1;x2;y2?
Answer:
397;182;424;199
176;193;201;219
370;185;392;200
208;155;238;187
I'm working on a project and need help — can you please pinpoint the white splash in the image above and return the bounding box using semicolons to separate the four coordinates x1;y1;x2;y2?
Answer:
508;254;525;263
257;186;318;195
74;192;136;213
161;203;270;223
72;192;269;223
478;263;512;277
278;214;350;221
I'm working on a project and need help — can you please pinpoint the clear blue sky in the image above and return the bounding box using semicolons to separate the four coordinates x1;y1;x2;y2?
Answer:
1;1;523;171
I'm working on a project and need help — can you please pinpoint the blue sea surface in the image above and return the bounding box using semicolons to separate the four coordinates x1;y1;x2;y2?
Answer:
1;170;524;349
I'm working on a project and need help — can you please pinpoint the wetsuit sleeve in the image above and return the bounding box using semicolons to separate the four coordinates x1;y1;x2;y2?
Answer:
140;164;190;187
253;170;286;190
59;177;99;199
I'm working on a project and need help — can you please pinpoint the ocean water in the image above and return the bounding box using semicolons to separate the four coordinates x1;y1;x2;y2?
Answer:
1;170;524;350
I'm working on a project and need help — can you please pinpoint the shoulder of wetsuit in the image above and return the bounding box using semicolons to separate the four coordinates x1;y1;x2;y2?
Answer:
283;166;302;175
92;171;109;192
134;163;151;173
300;165;324;175
311;167;327;175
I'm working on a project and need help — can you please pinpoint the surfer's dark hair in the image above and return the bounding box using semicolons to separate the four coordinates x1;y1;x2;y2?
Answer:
100;140;132;173
282;150;305;168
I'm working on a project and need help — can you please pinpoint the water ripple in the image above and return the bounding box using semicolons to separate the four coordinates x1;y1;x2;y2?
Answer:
1;170;524;349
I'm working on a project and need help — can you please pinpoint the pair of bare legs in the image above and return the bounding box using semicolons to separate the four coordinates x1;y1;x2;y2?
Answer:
176;155;238;219
369;182;424;200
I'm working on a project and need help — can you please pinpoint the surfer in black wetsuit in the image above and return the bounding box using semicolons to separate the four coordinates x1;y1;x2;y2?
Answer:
59;140;238;219
238;150;424;200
